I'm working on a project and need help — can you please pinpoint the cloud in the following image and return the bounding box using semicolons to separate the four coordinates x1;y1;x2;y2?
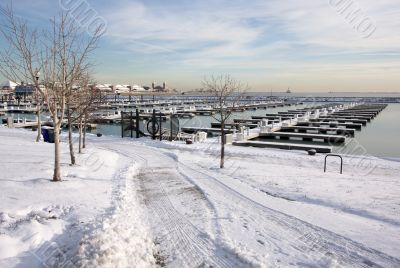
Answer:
4;0;399;90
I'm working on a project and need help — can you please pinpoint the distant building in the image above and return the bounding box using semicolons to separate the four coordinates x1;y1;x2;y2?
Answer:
1;80;18;90
131;84;145;91
0;81;18;100
15;84;36;96
96;84;113;92
113;85;130;93
152;81;169;92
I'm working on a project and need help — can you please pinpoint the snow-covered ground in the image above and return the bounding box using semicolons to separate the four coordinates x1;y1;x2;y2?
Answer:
0;128;156;267
0;126;399;267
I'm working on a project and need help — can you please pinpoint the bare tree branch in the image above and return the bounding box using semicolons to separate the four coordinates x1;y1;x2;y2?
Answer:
202;75;248;168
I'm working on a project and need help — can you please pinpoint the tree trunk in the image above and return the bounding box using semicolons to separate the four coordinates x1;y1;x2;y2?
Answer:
67;108;76;165
83;113;87;149
78;117;83;154
220;121;225;169
53;124;62;182
36;103;42;142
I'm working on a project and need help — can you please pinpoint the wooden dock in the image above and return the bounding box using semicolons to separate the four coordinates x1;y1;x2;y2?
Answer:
211;122;259;129
252;115;292;120
280;126;355;137
309;118;368;126
297;121;362;130
319;115;371;122
181;127;234;134
234;118;281;124
11;121;53;129
233;141;333;153
259;132;346;144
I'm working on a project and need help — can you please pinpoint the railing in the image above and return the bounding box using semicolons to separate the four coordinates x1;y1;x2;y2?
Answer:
324;154;343;174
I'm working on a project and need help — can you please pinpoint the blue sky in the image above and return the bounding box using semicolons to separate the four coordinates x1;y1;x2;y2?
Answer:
2;0;400;92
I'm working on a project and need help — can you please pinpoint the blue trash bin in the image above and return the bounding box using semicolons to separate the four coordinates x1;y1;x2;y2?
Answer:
47;128;55;143
41;127;49;142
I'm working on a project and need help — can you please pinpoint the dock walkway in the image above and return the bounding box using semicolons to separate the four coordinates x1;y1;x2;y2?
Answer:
233;141;332;153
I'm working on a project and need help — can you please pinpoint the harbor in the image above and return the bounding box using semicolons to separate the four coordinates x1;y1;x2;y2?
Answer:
1;93;396;157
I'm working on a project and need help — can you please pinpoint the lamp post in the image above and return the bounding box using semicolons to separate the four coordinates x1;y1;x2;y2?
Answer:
34;69;41;142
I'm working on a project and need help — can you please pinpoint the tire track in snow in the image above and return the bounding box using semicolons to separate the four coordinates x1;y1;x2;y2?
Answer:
174;156;400;267
99;143;251;267
99;141;400;267
140;169;247;267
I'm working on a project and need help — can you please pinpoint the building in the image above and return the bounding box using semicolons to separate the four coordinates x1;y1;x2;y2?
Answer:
113;84;131;93
15;84;36;97
131;84;146;91
0;81;18;100
95;84;113;92
152;81;169;92
1;80;18;90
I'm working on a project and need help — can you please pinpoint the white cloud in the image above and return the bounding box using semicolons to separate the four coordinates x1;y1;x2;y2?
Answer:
90;0;400;90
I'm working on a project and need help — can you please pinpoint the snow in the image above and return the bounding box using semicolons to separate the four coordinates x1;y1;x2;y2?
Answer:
1;126;400;267
0;127;156;267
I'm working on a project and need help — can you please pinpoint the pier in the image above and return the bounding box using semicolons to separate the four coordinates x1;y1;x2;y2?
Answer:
227;103;388;153
280;126;355;137
258;132;346;144
181;127;234;135
211;122;259;129
296;121;363;130
309;118;368;126
233;141;333;153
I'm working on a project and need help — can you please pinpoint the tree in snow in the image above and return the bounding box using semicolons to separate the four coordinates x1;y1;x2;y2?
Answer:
0;5;44;142
66;75;104;164
202;75;247;168
0;4;104;181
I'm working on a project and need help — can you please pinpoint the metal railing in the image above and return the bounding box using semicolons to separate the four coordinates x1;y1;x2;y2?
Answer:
324;154;343;174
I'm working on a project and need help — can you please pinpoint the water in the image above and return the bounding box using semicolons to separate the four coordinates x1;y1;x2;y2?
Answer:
249;92;400;98
345;103;400;158
2;100;400;158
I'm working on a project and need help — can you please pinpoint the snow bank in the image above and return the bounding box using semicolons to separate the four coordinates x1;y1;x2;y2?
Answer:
78;164;157;268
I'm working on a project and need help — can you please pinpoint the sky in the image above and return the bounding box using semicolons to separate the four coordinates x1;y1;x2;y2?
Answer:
1;0;400;92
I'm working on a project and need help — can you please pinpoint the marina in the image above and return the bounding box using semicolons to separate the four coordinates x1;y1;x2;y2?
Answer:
0;94;397;157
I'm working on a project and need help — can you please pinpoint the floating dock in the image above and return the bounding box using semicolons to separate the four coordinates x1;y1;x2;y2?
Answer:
318;115;371;122
258;132;346;144
309;118;368;126
233;141;333;153
181;127;234;134
230;103;388;153
297;121;363;130
211;122;259;129
280;126;355;137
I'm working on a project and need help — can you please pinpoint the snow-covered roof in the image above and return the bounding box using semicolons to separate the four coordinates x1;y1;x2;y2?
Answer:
131;84;145;91
1;80;19;89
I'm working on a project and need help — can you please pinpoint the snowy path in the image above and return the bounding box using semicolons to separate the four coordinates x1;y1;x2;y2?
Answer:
99;143;250;267
176;159;399;267
98;140;400;267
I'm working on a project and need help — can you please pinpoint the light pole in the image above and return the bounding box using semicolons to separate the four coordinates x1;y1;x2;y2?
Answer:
34;69;42;142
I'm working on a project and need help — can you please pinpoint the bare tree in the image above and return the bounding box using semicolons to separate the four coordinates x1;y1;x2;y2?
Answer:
202;75;247;168
67;79;104;157
79;86;104;152
0;4;45;142
0;4;103;181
